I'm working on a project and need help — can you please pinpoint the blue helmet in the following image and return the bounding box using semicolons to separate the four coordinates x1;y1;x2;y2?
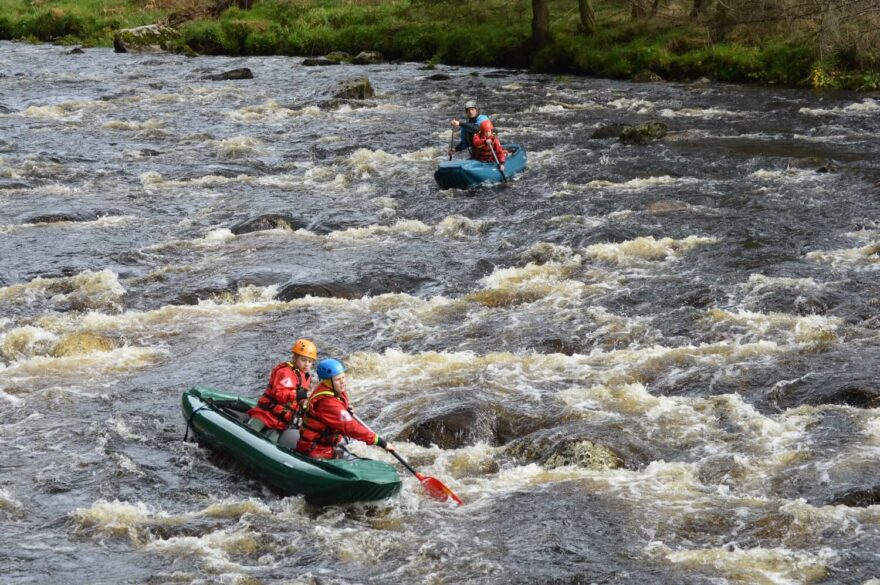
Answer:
317;358;345;381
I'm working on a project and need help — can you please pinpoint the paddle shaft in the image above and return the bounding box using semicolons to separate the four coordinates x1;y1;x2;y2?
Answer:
352;413;462;504
448;127;455;161
488;137;507;182
389;449;421;478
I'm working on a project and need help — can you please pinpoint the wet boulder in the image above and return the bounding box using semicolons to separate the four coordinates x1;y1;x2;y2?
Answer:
785;157;839;173
203;68;253;81
276;282;364;301
331;77;374;100
504;423;657;469
619;121;668;145
302;58;339;67
589;123;628;140
483;70;516;78
66;47;85;55
229;213;305;235
113;24;179;54
425;73;452;81
325;51;353;63
352;51;383;65
51;332;114;357
176;162;269;181
396;401;544;449
277;272;433;301
646;199;689;214
826;486;880;507
506;434;624;470
23;210;121;224
0;180;30;190
633;69;664;82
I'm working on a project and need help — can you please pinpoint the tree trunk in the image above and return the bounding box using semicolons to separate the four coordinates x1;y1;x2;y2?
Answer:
651;0;661;16
631;0;648;19
578;0;597;34
690;0;703;17
238;0;252;8
532;0;550;49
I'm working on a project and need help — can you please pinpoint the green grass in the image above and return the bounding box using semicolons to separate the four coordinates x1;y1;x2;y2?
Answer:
0;0;876;89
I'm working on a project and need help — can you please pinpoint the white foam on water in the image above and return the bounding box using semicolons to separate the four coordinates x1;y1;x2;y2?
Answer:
806;241;880;268
103;118;164;131
659;107;746;119
583;235;717;265
607;97;655;113
211;136;264;159
709;309;843;344
327;219;432;241
0;325;60;362
0;269;126;310
799;99;880;116
0;345;166;382
0;488;24;516
434;214;487;238
230;100;320;122
584;175;695;190
659;543;837;585
20;98;115;120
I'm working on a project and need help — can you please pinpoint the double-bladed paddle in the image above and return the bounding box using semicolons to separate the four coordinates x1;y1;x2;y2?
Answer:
388;449;463;506
354;413;462;505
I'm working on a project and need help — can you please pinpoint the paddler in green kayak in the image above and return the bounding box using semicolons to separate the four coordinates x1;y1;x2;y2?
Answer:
296;358;395;460
246;338;317;448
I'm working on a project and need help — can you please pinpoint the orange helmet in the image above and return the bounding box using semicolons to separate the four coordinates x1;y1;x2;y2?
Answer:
479;120;494;134
291;338;317;360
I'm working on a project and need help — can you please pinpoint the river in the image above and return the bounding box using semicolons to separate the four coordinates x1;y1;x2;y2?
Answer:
1;41;879;585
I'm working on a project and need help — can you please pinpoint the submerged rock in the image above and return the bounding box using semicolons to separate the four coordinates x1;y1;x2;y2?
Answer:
589;123;628;139
66;47;85;55
113;24;179;54
633;69;664;82
505;423;656;469
277;272;432;301
276;282;363;301
425;73;452;81
827;486;880;507
396;401;544;449
352;51;383;65
51;333;114;357
785;157;839;173
332;77;374;100
229;213;305;235
619;121;668;145
325;51;353;63
203;68;253;81
302;58;339;67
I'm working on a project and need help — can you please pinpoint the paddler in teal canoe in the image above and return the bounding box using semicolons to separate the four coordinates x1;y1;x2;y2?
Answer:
448;99;489;158
296;358;395;460
245;337;317;449
470;119;506;173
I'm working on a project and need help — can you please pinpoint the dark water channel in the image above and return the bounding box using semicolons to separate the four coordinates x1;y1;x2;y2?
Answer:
1;42;879;584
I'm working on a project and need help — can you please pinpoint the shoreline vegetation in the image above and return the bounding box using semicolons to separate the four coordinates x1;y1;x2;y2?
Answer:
1;0;878;90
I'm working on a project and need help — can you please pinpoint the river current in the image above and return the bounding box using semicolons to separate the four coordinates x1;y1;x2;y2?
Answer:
1;42;879;584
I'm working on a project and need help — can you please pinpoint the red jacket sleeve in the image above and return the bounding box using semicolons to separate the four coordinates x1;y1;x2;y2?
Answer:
311;398;378;445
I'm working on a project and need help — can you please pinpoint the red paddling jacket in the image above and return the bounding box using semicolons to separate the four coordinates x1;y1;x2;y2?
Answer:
471;133;506;164
247;362;311;431
295;381;380;459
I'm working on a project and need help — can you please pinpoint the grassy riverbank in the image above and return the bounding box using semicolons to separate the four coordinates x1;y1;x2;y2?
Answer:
1;0;878;90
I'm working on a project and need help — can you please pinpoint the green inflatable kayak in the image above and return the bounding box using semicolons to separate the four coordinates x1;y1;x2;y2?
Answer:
181;387;402;505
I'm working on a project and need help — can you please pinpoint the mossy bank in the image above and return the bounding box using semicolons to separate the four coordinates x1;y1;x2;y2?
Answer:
1;0;878;90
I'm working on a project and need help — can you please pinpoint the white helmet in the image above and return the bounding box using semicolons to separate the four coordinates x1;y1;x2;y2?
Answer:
464;100;478;109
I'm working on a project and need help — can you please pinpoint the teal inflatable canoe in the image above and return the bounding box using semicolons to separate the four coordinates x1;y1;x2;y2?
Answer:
181;387;401;505
434;144;527;189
